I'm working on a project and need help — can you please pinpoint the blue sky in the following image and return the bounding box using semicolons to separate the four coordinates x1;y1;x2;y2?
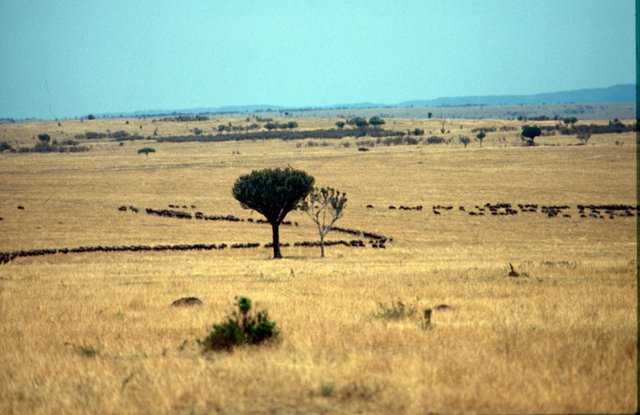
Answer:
0;0;636;119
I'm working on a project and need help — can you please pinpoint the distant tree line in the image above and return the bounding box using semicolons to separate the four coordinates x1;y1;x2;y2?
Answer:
76;131;145;141
218;123;261;133
0;134;90;153
264;121;299;130
557;120;637;135
155;126;405;144
160;115;210;122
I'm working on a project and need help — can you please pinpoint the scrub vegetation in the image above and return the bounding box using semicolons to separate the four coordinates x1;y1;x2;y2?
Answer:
0;115;636;414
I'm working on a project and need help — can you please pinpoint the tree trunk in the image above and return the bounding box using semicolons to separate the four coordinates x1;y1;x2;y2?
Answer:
271;222;282;259
320;234;325;258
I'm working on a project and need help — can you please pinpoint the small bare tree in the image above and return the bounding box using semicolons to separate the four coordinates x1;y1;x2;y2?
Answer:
300;187;347;258
576;132;591;145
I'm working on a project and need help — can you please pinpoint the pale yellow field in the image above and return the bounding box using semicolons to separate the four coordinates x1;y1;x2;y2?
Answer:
0;118;637;414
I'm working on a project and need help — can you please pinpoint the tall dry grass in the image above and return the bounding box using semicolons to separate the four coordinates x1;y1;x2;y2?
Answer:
0;118;636;414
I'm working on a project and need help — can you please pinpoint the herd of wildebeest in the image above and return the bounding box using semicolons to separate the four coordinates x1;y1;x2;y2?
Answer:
0;203;390;265
0;200;636;265
380;202;638;218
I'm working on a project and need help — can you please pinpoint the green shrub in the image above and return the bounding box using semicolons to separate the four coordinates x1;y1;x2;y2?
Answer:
199;296;279;351
374;299;418;320
320;382;336;397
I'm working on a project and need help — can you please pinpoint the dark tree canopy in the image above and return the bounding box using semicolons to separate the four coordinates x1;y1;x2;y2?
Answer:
138;147;156;156
232;167;314;258
369;116;385;127
475;130;486;147
348;117;369;128
521;125;542;145
38;134;51;145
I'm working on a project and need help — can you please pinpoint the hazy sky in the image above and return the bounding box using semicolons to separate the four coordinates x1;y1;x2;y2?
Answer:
0;0;636;119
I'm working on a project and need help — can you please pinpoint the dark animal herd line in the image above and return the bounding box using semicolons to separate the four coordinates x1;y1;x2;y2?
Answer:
0;203;393;264
0;239;370;265
372;203;638;219
119;205;299;226
118;205;390;246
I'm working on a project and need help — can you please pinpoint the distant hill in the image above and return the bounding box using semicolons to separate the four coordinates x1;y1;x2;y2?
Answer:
399;84;636;107
97;84;635;119
109;105;283;118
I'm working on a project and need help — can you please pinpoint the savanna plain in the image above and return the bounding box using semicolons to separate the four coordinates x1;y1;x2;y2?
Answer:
0;116;637;414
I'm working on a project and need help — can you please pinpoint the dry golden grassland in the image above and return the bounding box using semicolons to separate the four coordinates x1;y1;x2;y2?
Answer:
0;117;637;414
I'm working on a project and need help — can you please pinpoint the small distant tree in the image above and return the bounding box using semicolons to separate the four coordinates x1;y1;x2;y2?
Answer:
348;117;369;128
232;168;314;259
563;116;578;126
369;116;385;128
335;121;345;129
576;131;591;145
138;147;155;156
37;134;51;145
286;121;298;129
86;114;95;120
521;125;542;146
300;187;347;258
0;141;15;153
427;112;433;119
459;136;471;148
475;130;486;147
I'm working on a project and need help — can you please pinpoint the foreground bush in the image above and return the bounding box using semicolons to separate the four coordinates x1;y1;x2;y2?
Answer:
199;296;279;351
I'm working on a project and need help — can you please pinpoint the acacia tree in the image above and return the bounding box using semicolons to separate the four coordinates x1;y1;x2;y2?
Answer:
521;125;542;146
348;117;369;128
38;134;51;145
475;130;486;147
233;167;314;259
138;147;156;156
369;116;385;128
300;187;347;258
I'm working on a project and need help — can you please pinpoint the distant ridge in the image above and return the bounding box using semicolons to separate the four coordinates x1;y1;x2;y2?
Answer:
97;84;635;118
399;84;636;107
